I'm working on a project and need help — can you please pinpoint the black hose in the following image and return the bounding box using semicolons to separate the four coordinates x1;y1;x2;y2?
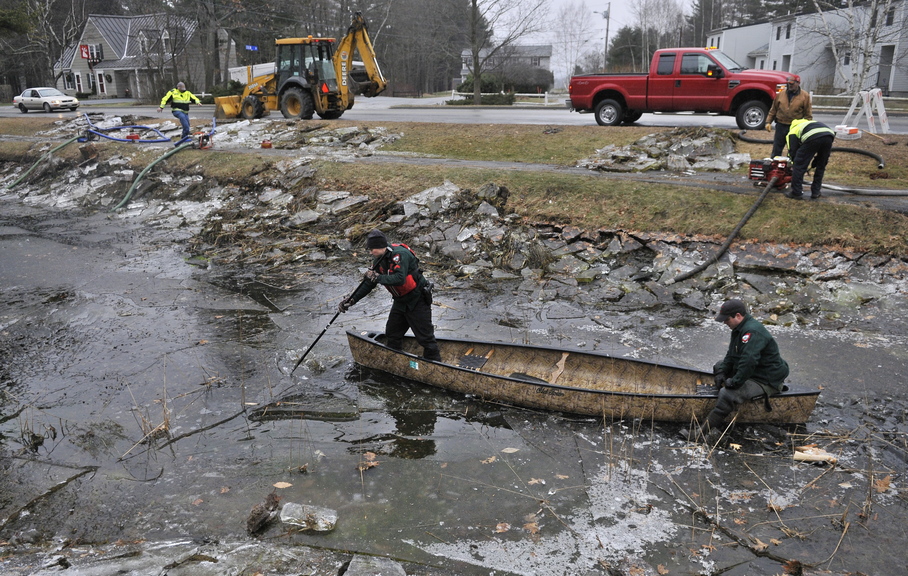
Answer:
831;146;884;169
735;130;885;168
665;176;777;285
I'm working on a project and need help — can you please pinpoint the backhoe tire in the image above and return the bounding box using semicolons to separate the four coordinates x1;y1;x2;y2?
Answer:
241;95;266;119
317;110;344;120
736;100;768;130
594;99;624;126
280;87;314;120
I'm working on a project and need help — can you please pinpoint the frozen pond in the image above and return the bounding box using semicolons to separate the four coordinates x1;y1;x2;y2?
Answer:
1;192;907;575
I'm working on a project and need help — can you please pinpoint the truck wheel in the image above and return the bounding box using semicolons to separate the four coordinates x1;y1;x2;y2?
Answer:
280;87;314;120
595;99;624;126
317;110;344;120
622;111;643;124
736;100;768;130
241;95;266;119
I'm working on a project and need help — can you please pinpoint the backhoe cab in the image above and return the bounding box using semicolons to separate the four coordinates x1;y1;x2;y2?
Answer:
215;12;386;121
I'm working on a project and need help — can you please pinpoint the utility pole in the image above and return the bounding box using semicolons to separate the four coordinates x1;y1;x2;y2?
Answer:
595;3;611;72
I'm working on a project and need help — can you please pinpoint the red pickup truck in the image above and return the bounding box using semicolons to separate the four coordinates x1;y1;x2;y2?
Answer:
567;48;789;130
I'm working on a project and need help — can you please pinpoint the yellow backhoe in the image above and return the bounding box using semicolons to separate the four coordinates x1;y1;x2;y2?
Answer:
215;12;387;120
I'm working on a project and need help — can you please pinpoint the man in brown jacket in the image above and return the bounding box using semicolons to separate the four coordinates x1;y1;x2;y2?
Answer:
765;74;812;158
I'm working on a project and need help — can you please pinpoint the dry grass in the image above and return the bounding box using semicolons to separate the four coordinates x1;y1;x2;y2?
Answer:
4;115;908;256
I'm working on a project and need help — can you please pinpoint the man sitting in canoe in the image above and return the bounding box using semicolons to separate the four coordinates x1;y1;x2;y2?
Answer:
338;229;442;362
684;299;790;443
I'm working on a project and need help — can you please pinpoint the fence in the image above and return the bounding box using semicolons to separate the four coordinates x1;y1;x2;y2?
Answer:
449;90;564;106
811;93;908;113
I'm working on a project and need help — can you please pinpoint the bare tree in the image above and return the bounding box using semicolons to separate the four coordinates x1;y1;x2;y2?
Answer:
550;1;598;88
631;0;684;70
14;0;93;86
805;0;900;94
464;0;549;104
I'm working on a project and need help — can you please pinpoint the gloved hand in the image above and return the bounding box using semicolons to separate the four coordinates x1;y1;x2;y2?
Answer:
364;270;379;282
714;373;727;387
338;298;352;313
764;123;772;132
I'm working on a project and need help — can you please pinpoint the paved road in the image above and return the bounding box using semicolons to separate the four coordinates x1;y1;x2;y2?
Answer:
5;96;907;133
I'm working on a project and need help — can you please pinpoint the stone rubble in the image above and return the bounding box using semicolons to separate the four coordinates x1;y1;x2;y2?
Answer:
578;126;751;172
4;115;908;336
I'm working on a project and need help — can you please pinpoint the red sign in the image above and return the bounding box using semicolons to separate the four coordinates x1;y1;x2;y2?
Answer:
80;45;90;59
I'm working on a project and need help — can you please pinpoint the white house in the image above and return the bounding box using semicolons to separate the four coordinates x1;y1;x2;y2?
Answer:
707;1;907;96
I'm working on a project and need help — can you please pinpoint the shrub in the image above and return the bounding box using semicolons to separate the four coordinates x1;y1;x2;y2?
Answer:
446;93;515;106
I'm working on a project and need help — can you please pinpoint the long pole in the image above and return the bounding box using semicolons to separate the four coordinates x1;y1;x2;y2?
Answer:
290;311;340;375
289;274;373;375
603;3;610;71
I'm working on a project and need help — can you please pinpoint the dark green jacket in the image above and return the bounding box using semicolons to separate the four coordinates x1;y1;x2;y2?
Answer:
714;314;789;392
348;244;427;312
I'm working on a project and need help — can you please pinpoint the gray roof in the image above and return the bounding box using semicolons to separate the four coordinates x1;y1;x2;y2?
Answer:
747;43;770;58
57;13;197;71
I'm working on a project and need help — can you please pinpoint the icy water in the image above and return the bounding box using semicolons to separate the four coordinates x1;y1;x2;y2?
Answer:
1;199;907;575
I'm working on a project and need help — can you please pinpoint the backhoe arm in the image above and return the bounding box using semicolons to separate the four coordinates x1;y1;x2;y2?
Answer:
335;12;388;98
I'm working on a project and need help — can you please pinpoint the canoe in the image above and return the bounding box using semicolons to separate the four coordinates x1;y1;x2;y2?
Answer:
346;330;820;424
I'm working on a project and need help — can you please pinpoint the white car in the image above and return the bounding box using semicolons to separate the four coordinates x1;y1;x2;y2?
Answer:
13;87;80;113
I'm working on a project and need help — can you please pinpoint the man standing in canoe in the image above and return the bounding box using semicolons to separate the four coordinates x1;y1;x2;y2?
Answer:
685;299;790;443
338;229;442;362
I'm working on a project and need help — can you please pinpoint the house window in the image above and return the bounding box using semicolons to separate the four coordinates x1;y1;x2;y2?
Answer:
88;44;103;61
716;37;720;49
531;56;540;67
776;27;781;40
843;52;851;65
885;7;894;25
162;31;171;55
63;72;75;90
758;59;765;70
785;24;791;39
772;60;777;70
75;74;83;93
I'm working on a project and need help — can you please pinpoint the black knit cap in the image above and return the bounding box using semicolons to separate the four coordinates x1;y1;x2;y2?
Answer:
715;299;747;322
365;229;389;249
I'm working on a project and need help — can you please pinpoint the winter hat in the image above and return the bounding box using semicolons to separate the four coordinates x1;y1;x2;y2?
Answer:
715;299;747;322
365;229;389;250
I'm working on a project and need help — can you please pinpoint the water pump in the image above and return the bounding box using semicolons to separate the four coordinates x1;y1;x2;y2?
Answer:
748;157;792;189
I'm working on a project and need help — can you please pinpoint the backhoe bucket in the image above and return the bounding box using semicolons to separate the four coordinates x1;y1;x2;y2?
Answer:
214;96;242;119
